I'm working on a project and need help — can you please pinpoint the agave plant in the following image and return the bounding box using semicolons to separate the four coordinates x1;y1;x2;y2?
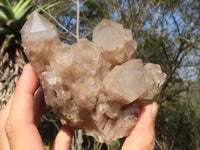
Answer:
0;0;63;60
0;0;64;108
0;0;33;34
0;0;35;110
0;0;34;61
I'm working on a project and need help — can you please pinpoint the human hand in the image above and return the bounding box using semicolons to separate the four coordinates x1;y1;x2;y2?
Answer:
122;102;158;150
0;64;157;150
0;64;73;150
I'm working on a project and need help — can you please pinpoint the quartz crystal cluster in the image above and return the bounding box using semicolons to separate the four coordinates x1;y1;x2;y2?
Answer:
21;12;166;144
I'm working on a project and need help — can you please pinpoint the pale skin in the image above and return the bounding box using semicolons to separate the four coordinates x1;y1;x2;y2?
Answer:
0;64;158;150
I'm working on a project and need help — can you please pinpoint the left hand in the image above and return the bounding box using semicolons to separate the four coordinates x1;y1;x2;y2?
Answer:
0;64;73;150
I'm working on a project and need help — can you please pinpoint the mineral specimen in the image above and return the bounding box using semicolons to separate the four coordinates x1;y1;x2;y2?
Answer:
21;12;166;144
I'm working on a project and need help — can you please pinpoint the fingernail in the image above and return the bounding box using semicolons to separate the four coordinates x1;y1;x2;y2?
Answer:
23;63;29;71
22;64;30;76
151;102;158;121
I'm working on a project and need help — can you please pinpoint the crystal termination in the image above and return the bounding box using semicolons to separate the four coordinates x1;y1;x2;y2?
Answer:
21;12;166;144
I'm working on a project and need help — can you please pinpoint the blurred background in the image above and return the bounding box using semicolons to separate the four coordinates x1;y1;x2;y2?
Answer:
0;0;199;149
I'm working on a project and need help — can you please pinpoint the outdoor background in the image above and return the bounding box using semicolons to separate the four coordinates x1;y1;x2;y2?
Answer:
0;0;199;149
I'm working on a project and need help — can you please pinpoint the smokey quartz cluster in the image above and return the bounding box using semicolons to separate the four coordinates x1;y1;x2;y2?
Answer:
21;12;166;144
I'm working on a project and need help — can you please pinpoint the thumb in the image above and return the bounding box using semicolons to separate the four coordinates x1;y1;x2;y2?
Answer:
5;64;44;150
122;102;158;150
51;126;73;150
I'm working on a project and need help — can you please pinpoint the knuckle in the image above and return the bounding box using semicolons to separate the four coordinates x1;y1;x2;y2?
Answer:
0;112;6;134
150;139;156;150
5;118;17;138
146;135;155;150
0;124;5;135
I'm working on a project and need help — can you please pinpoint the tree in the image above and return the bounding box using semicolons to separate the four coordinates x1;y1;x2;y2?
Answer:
33;0;200;149
53;0;200;149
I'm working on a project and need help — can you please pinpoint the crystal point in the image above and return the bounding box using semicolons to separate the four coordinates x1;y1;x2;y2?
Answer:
93;19;137;64
21;12;166;144
21;11;58;42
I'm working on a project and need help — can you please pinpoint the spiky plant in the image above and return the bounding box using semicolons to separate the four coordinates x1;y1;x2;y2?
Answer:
0;0;64;108
0;0;34;109
0;0;34;61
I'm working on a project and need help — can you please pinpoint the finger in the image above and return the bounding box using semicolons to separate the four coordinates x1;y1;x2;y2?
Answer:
34;86;45;126
51;126;73;150
5;64;44;150
7;64;39;124
0;95;13;150
122;102;158;150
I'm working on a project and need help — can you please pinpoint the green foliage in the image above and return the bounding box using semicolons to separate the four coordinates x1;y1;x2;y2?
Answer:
0;0;61;60
38;106;61;146
81;0;111;23
44;145;50;150
0;0;35;64
155;0;184;9
108;139;124;150
0;0;34;36
137;35;173;73
79;0;111;41
156;90;200;149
